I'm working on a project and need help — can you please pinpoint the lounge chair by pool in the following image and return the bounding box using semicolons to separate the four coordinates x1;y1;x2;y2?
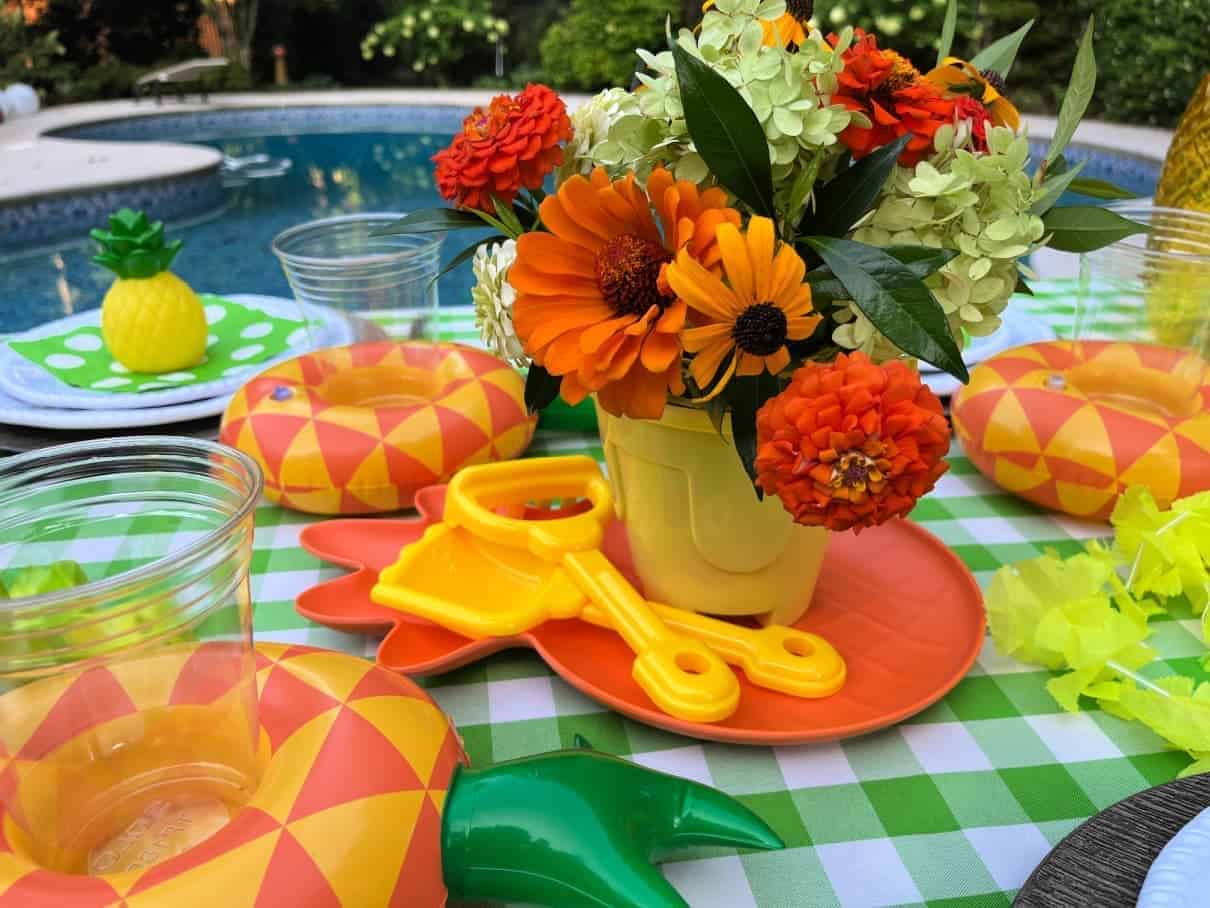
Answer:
135;58;229;104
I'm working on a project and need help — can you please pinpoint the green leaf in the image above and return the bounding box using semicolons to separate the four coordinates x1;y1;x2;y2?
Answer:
724;372;781;490
1045;17;1096;166
803;237;968;382
1041;205;1148;253
371;207;487;236
807;246;956;304
800;134;910;238
1029;159;1087;216
936;0;958;66
523;364;562;413
1066;177;1137;201
430;235;508;289
784;151;823;231
492;195;526;239
969;19;1035;78
671;39;775;218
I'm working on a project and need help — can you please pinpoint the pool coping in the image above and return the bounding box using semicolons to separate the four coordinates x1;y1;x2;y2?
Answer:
0;89;1173;207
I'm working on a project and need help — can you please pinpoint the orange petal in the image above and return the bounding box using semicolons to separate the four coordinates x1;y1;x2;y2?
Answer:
580;315;636;354
767;244;807;304
540;194;605;253
746;217;775;301
561;176;630;239
736;351;765;376
559;371;590;405
516;231;598;274
787;314;821;340
640;330;681;373
689;338;735;389
509;262;601;297
781;283;814;318
518;300;614;352
664;251;742;320
716;222;755;305
545;329;591;374
683;322;733;353
654;298;687;334
764;346;791;375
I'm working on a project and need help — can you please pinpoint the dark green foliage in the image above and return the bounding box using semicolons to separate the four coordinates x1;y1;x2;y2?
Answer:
0;9;71;102
35;0;203;68
539;0;681;91
1090;0;1210;127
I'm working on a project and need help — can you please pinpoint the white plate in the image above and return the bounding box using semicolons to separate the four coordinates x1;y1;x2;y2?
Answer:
922;309;1058;398
0;295;354;411
1137;806;1210;907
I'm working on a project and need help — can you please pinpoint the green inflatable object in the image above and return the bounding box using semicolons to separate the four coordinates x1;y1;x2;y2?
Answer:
442;740;783;907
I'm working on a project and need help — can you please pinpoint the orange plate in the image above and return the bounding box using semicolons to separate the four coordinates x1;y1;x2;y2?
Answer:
298;487;986;745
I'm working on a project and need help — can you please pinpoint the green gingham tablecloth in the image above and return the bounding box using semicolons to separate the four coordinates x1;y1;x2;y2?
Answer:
251;281;1200;906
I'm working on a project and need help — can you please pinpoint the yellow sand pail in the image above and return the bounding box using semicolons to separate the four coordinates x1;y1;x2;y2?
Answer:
597;404;828;626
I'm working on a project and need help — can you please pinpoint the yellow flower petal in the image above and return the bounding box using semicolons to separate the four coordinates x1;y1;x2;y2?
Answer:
764;347;791;375
683;322;733;353
716;222;755;305
746;216;775;301
767;244;807;305
665;250;743;320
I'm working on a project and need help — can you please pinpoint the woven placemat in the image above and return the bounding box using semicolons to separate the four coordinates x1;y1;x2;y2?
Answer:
1016;774;1210;907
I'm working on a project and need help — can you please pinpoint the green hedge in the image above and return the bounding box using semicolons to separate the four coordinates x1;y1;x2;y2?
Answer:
539;0;681;91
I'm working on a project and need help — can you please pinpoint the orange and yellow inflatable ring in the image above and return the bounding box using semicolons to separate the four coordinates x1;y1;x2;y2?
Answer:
0;644;465;907
220;341;537;515
953;340;1210;520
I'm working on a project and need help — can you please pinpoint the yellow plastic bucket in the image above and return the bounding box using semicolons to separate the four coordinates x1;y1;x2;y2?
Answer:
597;404;828;627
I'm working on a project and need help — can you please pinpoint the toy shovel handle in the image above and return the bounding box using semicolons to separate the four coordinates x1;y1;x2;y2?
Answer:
563;549;740;723
444;456;614;561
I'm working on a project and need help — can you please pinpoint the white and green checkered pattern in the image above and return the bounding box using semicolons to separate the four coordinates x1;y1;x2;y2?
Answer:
135;281;1210;906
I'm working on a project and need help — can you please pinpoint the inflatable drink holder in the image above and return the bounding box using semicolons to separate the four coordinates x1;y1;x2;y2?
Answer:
954;204;1210;520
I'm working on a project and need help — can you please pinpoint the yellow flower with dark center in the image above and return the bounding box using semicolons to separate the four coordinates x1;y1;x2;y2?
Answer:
924;57;1021;131
665;216;819;396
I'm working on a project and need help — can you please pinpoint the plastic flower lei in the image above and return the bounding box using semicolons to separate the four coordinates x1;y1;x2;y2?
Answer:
986;487;1210;777
380;1;1142;534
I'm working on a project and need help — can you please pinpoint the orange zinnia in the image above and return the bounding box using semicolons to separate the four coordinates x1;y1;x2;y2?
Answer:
509;167;741;419
665;216;819;396
829;29;955;166
924;58;1021;132
433;84;572;212
754;352;950;532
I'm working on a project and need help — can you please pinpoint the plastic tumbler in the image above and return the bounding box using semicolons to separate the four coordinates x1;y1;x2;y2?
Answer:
0;438;262;875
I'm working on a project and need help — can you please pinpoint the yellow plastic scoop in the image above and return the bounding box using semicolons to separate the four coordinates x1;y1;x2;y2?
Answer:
371;456;846;715
373;456;740;723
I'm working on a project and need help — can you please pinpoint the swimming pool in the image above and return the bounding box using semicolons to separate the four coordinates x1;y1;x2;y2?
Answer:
1;110;492;334
0;105;1162;334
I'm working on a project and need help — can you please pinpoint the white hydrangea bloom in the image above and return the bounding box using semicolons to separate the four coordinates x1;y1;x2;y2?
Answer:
558;88;643;183
837;126;1045;352
470;240;526;367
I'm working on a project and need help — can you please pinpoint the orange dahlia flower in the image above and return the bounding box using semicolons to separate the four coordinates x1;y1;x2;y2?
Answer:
754;352;950;532
829;29;955;166
433;84;572;212
665;216;819;395
509;167;741;419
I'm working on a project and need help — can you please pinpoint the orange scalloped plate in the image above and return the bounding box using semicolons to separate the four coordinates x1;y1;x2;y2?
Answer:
297;486;985;745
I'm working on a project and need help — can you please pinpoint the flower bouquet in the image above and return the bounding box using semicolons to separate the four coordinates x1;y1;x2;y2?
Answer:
382;0;1140;622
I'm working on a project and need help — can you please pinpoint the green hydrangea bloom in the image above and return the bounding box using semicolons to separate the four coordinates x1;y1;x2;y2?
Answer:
581;0;852;209
838;126;1045;352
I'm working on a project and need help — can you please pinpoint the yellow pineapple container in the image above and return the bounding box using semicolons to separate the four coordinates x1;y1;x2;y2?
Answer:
597;404;828;627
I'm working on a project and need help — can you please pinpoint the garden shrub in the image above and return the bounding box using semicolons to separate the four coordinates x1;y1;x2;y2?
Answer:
1090;0;1210;127
539;0;682;91
0;9;70;101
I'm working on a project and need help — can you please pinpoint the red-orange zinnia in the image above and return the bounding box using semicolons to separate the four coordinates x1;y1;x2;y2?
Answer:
509;166;741;419
433;84;572;212
829;29;955;167
754;352;950;532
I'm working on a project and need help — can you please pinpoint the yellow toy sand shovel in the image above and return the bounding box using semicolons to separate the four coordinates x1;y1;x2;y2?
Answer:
372;457;845;721
373;456;738;722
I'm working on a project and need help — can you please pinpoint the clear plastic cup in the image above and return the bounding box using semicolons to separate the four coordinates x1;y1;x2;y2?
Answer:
0;438;262;875
272;213;444;340
1072;203;1210;416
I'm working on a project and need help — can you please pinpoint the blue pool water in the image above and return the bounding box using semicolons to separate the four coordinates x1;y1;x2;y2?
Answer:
0;110;1162;336
0;128;495;334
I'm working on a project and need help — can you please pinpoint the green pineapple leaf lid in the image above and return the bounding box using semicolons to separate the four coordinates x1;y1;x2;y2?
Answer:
91;208;184;279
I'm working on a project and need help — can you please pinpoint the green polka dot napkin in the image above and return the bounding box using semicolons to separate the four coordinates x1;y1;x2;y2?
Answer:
8;295;308;393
